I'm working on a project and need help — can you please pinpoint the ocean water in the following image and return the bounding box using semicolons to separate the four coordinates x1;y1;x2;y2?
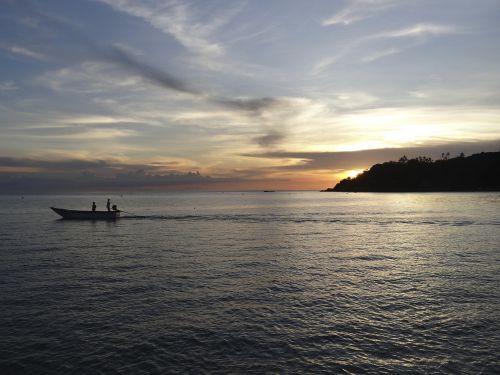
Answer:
0;192;499;374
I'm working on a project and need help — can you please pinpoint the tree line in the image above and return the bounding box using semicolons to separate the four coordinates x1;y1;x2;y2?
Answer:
323;151;500;192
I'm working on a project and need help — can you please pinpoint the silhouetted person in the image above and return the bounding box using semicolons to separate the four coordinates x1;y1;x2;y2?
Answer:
92;202;96;212
106;198;111;212
112;204;118;211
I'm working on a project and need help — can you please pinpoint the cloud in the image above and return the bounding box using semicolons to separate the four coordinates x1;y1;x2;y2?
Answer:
360;48;400;62
371;23;457;39
242;140;500;172
2;140;497;192
26;6;285;115
0;156;221;192
85;45;284;112
323;0;396;26
96;0;241;58
314;22;459;72
13;125;136;139
94;0;264;76
254;129;287;148
0;156;117;171
40;56;284;114
211;96;284;113
9;45;46;60
0;171;217;193
0;81;18;91
12;4;198;93
99;46;200;95
37;61;145;93
0;42;47;60
331;91;379;109
76;49;285;112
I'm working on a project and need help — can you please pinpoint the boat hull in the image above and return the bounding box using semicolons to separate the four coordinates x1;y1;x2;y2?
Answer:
51;207;121;220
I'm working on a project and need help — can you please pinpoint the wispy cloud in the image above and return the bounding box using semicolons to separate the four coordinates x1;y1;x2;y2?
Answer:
360;48;400;62
0;81;18;91
94;0;258;75
323;0;396;26
314;22;459;72
96;0;241;58
95;46;285;113
16;126;136;140
3;112;148;141
1;44;46;60
37;61;144;93
371;23;457;39
27;8;284;115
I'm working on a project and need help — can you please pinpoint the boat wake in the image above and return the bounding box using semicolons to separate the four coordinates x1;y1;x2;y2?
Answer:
120;214;499;227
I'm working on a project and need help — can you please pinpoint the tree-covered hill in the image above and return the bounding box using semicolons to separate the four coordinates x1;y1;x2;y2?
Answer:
323;151;500;192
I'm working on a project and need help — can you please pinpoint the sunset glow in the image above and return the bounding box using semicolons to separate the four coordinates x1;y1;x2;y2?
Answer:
0;1;499;191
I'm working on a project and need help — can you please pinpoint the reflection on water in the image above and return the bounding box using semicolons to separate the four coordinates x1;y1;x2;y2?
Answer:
0;192;499;373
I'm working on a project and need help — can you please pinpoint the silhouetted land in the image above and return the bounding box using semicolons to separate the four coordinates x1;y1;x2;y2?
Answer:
323;151;500;192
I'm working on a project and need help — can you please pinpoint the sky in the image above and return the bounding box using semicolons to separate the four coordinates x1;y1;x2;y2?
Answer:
1;0;499;192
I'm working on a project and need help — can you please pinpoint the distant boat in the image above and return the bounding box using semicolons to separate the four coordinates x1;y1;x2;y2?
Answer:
50;207;121;220
263;190;276;192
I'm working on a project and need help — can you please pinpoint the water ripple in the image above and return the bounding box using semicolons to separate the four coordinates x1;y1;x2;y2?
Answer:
1;192;499;373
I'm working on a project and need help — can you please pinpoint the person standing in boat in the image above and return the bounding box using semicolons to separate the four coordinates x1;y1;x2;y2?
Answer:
92;202;96;212
106;198;111;212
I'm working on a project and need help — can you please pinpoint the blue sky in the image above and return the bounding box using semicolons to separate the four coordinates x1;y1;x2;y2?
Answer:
1;0;499;191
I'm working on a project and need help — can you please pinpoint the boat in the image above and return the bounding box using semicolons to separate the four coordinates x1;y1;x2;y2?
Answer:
50;207;121;220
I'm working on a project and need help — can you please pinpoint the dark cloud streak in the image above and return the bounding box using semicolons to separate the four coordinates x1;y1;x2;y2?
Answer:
17;2;282;114
243;140;500;171
100;46;200;96
254;128;287;147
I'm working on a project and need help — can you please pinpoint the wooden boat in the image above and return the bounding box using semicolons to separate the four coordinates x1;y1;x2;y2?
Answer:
50;207;121;220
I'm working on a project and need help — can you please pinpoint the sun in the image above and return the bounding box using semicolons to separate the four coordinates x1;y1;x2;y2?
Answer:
344;169;364;179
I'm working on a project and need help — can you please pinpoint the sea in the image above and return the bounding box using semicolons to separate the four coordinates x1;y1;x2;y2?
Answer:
1;192;499;374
